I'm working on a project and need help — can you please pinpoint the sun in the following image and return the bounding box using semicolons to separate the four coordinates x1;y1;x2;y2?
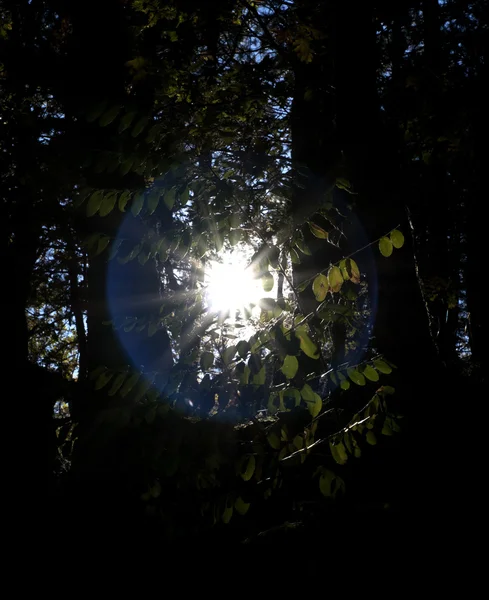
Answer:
205;252;265;314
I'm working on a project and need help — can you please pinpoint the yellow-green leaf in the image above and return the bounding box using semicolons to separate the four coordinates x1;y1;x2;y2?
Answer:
363;365;380;382
87;190;104;217
240;455;256;482
234;496;250;516
163;188;176;211
99;191;118;217
296;330;319;359
267;431;281;450
147;189;160;215
296;239;312;255
108;372;126;396
330;440;348;465
119;372;140;398
373;359;392;374
95;236;110;256
366;431;377;445
94;370;113;391
307;392;322;418
253;366;266;385
222;501;233;524
229;229;241;246
319;469;336;497
118;111;136;133
349;259;361;284
281;355;299;379
131;193;144;217
390;229;405;249
347;368;366;385
300;383;315;402
118;190;131;212
119;158;133;176
131;115;149;137
328;266;343;293
308;222;329;239
312;273;329;302
290;248;300;264
379;237;393;257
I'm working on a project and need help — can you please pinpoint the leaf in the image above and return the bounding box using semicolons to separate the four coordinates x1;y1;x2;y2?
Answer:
180;185;190;205
373;359;392;374
237;340;250;358
308;221;329;239
86;100;108;123
253;366;266;385
312;274;329;302
147;321;159;337
131;116;149;137
118;190;131;212
307;392;322;418
222;501;233;524
340;379;350;390
229;229;241;246
95;236;110;256
108;372;126;396
163;188;176;210
349;259;361;284
379;237;393;257
131;193;144;217
293;435;304;450
147;189;160;215
347;368;366;386
240;455;256;482
99;105;120;126
119;372;140;398
330;440;348;465
222;345;236;366
281;355;299;379
328;266;343;293
200;351;214;370
258;297;276;311
234;497;250;516
300;383;315;402
267;431;281;450
296;330;319;359
118;111;136;133
267;246;280;269
94;370;113;391
366;431;377;445
363;364;380;382
99;191;118;217
87;190;104;217
296;239;311;255
119;158;133;176
319;469;336;497
390;229;405;249
261;271;274;292
290;248;300;264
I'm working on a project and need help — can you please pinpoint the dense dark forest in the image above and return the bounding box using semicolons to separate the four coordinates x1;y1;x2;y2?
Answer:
2;0;486;566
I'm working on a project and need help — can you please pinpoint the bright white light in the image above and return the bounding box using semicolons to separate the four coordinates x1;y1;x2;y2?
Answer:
206;252;265;314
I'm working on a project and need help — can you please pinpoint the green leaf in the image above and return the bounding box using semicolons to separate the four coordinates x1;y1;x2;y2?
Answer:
201;351;214;370
307;392;322;418
99;191;118;217
87;190;104;217
390;229;405;249
319;469;336;497
99;105;120;126
108;372;126;396
363;365;380;382
340;379;350;391
253;366;266;385
163;188;176;211
118;190;131;212
281;355;299;379
373;359;392;374
346;369;366;385
222;345;236;366
296;239;312;255
267;246;280;269
86;100;108;123
119;158;133;176
237;340;250;358
312;274;329;302
258;297;276;311
290;248;300;264
379;237;393;257
300;384;315;402
234;496;250;516
147;321;159;337
267;431;281;450
261;272;274;292
94;370;113;391
229;213;241;228
330;440;348;465
180;185;190;205
296;330;319;359
131;116;149;137
240;455;256;481
366;431;377;445
222;501;233;524
349;259;361;284
131;193;144;217
229;229;241;246
347;368;366;386
118;111;136;133
328;266;343;293
119;372;140;398
308;221;329;239
95;236;110;256
147;189;160;215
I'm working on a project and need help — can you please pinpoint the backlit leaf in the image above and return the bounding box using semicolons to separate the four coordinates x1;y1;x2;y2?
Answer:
308;221;329;239
290;248;300;264
258;297;276;311
281;355;299;379
307;392;322;418
390;229;405;249
312;274;329;302
379;237;393;257
363;365;380;382
118;190;131;212
296;330;319;359
366;431;377;445
347;368;366;386
235;497;250;516
328;266;343;293
222;345;236;366
261;272;274;292
240;455;256;481
330;440;348;465
296;239;312;255
349;259;361;284
373;359;392;374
